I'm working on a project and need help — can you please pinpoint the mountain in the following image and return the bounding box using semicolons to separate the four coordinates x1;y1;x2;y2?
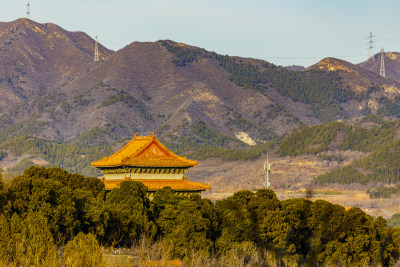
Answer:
0;18;113;113
308;57;400;119
285;65;306;71
310;57;394;93
3;19;400;145
0;34;301;145
2;19;400;187
359;51;400;82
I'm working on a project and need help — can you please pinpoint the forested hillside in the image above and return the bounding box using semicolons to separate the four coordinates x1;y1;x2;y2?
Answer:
2;20;400;196
0;167;399;266
276;115;400;200
161;40;400;123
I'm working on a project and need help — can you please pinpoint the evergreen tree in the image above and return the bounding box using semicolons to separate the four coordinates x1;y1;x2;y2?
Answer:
104;180;156;246
156;194;218;259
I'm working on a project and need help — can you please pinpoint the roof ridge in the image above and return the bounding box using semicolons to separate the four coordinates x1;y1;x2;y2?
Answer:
91;134;149;166
129;135;155;159
94;137;137;163
153;138;197;165
91;133;197;168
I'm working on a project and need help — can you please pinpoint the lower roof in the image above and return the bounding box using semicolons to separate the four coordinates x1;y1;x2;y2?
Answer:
102;177;209;192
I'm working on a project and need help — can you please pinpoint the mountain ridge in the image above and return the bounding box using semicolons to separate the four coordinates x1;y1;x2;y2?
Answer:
359;51;400;82
1;19;400;185
0;18;113;113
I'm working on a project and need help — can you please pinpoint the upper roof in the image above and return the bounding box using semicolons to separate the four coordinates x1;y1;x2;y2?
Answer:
91;132;197;168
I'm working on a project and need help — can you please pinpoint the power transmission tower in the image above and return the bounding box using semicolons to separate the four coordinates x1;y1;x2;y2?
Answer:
94;36;99;62
367;32;375;59
263;149;271;189
380;48;386;77
27;2;30;19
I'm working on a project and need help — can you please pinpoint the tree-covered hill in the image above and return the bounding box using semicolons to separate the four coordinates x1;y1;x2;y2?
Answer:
0;166;399;266
162;40;400;123
277;115;400;189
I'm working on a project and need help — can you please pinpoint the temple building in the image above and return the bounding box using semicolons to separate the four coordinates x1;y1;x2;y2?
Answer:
91;132;209;195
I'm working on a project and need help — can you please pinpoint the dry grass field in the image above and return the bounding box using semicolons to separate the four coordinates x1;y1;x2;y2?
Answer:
192;153;400;219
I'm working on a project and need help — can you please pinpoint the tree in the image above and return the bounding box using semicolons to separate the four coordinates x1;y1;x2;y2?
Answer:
72;188;109;238
152;186;185;219
19;211;57;266
156;194;218;259
4;212;56;266
0;213;10;263
104;180;156;246
216;189;280;251
0;171;4;191
0;171;6;213
9;172;79;242
388;213;400;227
62;232;104;266
8;166;108;243
261;198;313;262
215;190;255;250
23;166;105;197
307;200;346;263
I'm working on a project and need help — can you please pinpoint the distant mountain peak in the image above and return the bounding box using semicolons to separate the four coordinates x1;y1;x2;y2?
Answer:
386;52;400;61
285;65;305;71
0;19;114;113
6;18;46;32
311;57;354;73
359;52;400;83
308;57;400;96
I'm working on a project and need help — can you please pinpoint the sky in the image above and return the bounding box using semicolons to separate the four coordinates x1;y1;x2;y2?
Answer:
1;0;400;67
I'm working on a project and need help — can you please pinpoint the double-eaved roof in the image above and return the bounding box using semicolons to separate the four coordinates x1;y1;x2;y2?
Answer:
91;132;197;168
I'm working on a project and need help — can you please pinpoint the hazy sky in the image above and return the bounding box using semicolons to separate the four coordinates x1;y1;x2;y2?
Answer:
1;0;399;67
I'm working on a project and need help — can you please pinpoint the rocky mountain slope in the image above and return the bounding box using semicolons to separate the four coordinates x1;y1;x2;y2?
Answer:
309;57;400;119
2;19;400;185
359;51;400;82
0;19;113;114
0;21;301;145
2;19;400;144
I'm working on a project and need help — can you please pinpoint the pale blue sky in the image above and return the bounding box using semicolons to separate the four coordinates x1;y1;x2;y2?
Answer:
1;0;399;67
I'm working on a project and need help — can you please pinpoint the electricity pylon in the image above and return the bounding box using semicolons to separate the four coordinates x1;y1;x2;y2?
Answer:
380;48;385;78
94;36;99;62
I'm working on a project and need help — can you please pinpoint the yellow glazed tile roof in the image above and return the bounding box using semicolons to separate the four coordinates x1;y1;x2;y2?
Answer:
102;177;210;192
91;132;197;168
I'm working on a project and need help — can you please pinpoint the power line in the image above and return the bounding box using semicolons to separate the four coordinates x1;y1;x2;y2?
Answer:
378;28;400;37
269;27;399;63
375;35;400;44
319;37;366;55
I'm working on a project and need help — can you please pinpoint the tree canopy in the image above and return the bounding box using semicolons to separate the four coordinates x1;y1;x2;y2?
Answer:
0;166;399;266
